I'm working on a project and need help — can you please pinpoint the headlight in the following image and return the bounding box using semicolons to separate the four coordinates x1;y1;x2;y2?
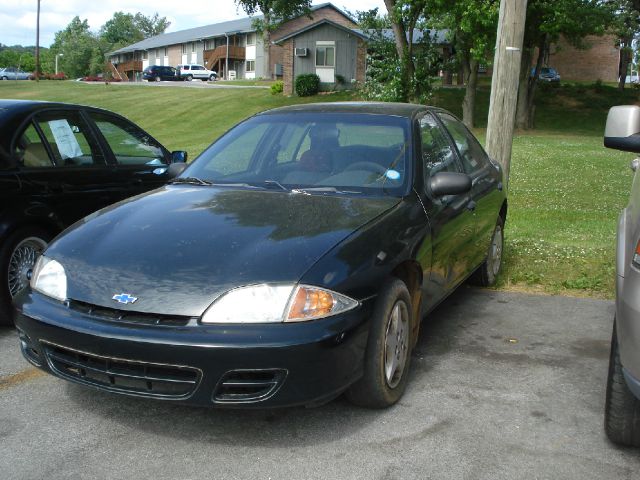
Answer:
30;256;67;302
200;284;358;324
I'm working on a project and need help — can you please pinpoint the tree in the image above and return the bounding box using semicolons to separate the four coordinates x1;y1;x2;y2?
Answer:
515;0;613;129
50;17;98;78
234;0;311;79
356;6;438;103
100;12;170;50
383;0;428;102
610;0;640;90
431;0;499;127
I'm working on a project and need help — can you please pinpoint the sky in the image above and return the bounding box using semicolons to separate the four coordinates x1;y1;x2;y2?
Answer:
0;0;387;47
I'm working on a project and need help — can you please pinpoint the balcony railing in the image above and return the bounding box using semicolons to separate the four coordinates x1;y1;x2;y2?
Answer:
203;45;246;69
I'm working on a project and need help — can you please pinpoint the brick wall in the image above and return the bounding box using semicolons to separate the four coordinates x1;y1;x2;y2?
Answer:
545;34;619;82
355;38;366;84
282;39;294;95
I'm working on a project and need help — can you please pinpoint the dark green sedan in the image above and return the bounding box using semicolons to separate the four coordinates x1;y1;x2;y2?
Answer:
15;102;507;408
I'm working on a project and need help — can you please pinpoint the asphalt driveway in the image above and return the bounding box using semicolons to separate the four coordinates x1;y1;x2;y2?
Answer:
1;288;638;479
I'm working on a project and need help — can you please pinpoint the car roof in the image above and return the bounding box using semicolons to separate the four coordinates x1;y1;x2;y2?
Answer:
260;102;429;118
0;100;122;147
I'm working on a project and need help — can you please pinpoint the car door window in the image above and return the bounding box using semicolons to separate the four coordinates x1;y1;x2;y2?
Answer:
16;112;103;168
419;113;460;183
438;113;489;175
90;112;166;166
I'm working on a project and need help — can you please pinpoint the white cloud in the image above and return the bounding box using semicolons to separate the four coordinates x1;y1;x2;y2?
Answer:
0;0;386;47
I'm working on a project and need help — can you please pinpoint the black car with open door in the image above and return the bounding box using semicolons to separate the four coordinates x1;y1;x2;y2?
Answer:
14;102;506;408
0;100;187;325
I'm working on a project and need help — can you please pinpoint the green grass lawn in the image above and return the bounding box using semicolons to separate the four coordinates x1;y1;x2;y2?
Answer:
1;80;637;298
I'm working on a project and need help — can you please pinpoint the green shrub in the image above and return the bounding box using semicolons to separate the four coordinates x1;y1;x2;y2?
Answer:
335;74;345;85
295;73;320;96
270;80;284;95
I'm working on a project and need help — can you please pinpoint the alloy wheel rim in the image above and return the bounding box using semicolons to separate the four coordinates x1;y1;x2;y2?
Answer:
383;300;410;389
7;237;47;298
490;225;503;277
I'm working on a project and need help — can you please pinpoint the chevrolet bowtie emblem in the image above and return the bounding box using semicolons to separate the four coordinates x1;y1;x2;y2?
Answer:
112;293;138;304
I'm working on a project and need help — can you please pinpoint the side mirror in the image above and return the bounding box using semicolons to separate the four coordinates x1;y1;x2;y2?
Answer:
429;172;472;197
167;162;188;178
604;106;640;153
171;151;188;163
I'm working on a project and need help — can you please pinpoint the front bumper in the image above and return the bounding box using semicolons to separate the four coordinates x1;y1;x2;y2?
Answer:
15;291;372;408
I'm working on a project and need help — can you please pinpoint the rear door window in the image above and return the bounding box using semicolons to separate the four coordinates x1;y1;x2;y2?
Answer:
89;112;167;166
15;111;104;168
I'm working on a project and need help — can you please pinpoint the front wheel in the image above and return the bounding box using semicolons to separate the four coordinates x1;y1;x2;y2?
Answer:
346;278;413;408
472;216;504;287
0;227;51;326
186;75;193;82
155;76;161;82
605;320;640;446
209;74;216;81
1;76;8;81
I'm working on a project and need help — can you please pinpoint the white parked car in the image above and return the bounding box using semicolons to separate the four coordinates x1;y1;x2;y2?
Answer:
176;64;217;81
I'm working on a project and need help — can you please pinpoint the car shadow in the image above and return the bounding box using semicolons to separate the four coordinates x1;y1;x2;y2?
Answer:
62;286;486;445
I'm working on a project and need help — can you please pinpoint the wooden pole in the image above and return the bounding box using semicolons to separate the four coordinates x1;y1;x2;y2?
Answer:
35;0;40;81
485;0;527;190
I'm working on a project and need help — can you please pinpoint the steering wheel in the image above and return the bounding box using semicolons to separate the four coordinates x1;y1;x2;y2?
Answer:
344;161;388;175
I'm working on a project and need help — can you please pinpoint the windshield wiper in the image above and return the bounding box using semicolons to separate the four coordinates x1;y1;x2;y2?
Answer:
170;177;213;186
262;180;290;192
291;186;363;195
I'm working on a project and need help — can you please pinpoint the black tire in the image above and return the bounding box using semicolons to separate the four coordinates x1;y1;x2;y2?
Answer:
209;74;216;81
1;76;8;81
0;227;51;326
155;76;161;82
346;278;413;408
605;320;640;446
472;216;504;287
186;75;193;82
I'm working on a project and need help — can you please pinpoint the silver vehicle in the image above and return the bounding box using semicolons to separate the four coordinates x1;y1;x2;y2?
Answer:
0;67;32;80
176;64;217;82
603;105;640;446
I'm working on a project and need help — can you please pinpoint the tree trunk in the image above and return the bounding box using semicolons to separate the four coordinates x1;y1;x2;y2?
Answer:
462;55;478;128
263;13;272;80
516;38;544;130
619;36;632;91
515;48;532;130
384;0;412;101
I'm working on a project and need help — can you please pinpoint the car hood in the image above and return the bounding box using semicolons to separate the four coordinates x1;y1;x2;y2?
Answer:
46;186;399;316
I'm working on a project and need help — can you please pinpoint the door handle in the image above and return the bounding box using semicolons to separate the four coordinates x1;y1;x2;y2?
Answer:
466;200;477;212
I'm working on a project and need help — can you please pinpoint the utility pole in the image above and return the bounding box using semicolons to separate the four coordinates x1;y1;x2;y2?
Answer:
485;0;527;190
35;0;41;81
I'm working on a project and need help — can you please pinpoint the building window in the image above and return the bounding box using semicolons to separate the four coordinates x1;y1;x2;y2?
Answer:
246;60;255;72
316;45;335;67
191;42;196;53
164;47;168;57
142;50;148;60
155;49;160;59
247;32;256;45
182;44;187;55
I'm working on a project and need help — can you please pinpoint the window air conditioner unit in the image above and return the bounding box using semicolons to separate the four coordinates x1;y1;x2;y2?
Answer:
294;48;308;57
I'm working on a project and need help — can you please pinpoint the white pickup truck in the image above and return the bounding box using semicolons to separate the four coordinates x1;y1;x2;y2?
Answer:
176;64;218;81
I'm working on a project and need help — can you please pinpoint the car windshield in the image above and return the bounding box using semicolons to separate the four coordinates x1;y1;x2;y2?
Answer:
184;113;412;196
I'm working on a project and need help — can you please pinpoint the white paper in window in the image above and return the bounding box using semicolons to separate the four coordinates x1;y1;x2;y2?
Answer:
48;120;83;160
